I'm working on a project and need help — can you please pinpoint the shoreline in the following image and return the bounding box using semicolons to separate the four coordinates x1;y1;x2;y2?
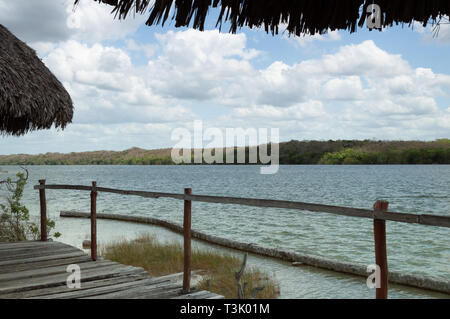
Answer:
61;210;450;296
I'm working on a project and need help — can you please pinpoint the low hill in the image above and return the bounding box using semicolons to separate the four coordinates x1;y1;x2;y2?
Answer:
0;139;449;165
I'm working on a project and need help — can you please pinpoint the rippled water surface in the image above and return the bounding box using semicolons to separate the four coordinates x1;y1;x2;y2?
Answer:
1;165;449;298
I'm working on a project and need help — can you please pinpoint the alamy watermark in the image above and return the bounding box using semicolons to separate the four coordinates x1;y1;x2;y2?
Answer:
366;264;381;289
171;121;279;174
366;4;382;30
66;264;81;289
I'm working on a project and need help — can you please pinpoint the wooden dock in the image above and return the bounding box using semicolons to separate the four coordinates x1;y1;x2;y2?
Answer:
0;240;223;299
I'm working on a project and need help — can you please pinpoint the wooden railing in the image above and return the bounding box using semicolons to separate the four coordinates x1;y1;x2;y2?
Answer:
34;180;450;299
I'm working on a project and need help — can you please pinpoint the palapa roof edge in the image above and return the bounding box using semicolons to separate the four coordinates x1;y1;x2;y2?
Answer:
0;24;73;136
78;0;450;36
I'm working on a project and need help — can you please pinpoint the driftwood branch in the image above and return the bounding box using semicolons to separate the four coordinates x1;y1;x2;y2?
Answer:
234;253;265;299
235;253;247;299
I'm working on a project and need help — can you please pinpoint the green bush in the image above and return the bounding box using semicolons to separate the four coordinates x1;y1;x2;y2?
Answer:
0;169;60;242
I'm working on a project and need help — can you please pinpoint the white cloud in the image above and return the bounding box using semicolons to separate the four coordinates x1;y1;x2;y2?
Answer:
323;76;364;100
42;40;194;126
147;30;259;102
299;40;410;77
126;39;158;58
289;29;342;47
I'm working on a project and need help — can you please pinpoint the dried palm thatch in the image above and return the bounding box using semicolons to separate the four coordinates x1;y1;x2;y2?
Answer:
78;0;450;36
0;24;73;136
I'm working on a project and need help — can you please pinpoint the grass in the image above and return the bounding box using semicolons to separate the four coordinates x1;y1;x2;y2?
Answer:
101;234;280;299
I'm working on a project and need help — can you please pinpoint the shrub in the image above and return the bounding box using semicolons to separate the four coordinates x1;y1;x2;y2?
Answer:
0;169;60;242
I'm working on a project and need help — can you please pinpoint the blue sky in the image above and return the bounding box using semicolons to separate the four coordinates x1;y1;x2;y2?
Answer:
1;0;450;155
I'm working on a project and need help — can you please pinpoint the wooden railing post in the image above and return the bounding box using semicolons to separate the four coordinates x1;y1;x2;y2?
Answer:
373;200;389;299
39;180;47;241
183;188;192;294
91;181;98;261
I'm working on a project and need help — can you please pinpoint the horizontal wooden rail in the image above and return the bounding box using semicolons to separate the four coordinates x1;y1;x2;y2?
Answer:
33;184;450;228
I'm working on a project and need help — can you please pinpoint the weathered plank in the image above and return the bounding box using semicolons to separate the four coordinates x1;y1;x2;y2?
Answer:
0;242;68;256
0;265;146;295
0;255;92;274
0;246;84;261
0;260;118;282
419;214;450;228
37;183;450;227
0;251;87;267
83;282;182;299
0;241;63;250
0;273;148;299
30;278;155;299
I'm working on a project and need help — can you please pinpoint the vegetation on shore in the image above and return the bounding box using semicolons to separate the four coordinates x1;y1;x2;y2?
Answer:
280;139;450;164
102;235;280;299
1;139;449;165
0;169;60;242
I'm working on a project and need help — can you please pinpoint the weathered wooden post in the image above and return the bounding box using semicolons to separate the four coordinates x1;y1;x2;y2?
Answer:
183;188;192;294
90;181;98;261
39;179;47;241
373;200;389;299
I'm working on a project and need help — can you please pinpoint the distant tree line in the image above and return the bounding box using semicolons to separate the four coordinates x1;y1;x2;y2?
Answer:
281;139;450;164
0;139;449;165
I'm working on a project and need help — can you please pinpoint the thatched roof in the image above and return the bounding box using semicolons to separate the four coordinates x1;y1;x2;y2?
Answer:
0;24;73;136
80;0;450;36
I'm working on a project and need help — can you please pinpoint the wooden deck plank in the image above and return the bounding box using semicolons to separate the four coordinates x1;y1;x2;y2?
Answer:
0;246;84;262
33;278;156;299
0;255;92;274
83;282;182;299
0;273;149;299
0;241;67;253
0;251;87;267
0;247;71;260
135;287;184;299
0;265;146;295
0;260;119;282
0;241;64;250
0;241;223;299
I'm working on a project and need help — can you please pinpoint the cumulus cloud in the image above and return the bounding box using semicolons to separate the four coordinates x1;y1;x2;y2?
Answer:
42;40;194;126
147;30;259;102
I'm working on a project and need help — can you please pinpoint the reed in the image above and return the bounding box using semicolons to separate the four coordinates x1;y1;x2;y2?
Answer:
101;234;280;299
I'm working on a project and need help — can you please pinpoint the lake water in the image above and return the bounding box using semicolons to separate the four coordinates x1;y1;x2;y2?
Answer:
0;165;449;298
